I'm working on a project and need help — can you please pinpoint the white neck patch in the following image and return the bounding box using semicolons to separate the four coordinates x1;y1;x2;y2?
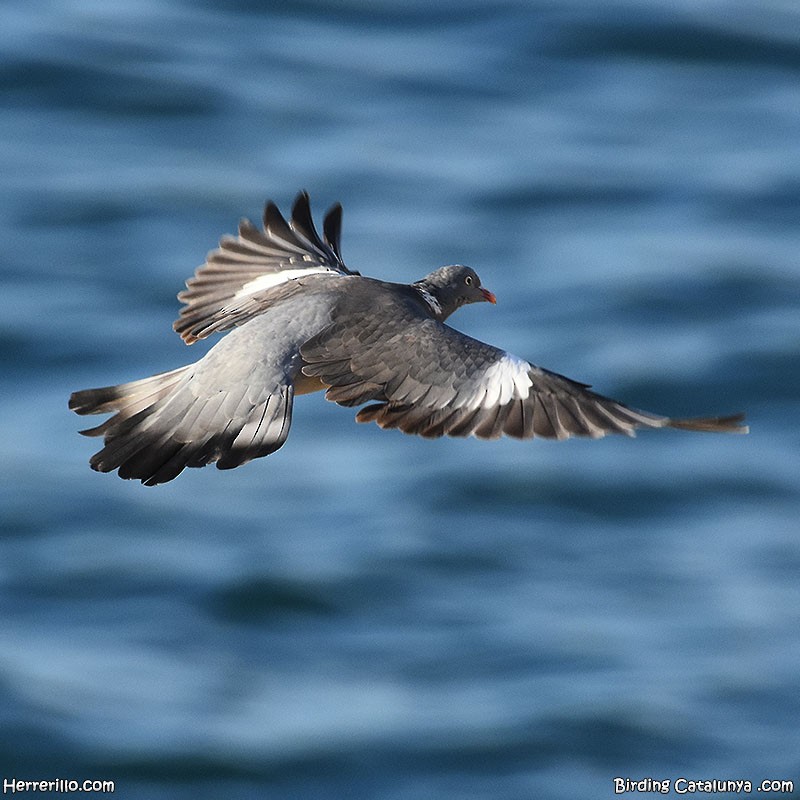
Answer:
415;286;443;316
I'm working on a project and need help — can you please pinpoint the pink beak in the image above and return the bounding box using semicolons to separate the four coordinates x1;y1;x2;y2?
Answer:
481;288;497;304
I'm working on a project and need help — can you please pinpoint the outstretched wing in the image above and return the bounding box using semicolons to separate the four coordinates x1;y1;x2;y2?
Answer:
300;304;748;440
174;191;357;344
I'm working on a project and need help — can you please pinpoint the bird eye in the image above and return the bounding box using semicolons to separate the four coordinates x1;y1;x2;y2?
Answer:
465;275;473;286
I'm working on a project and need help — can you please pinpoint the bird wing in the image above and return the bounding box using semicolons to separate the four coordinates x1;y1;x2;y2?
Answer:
174;191;357;344
300;302;748;439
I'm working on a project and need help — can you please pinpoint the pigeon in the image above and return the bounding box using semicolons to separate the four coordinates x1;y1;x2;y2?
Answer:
69;191;748;485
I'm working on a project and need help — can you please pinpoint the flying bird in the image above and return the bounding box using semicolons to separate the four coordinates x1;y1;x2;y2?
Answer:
70;192;747;485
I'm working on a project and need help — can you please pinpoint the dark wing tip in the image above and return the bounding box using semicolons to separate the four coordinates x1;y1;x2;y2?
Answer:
291;191;358;273
668;412;748;434
289;190;324;250
262;199;293;239
323;202;344;265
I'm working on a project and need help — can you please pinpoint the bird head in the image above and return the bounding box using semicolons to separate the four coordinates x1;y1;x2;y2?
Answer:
412;265;496;321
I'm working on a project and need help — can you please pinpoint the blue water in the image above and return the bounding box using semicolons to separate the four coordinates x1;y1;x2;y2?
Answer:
2;1;799;798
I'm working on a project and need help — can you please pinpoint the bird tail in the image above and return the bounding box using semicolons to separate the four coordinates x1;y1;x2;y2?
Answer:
70;366;191;423
70;365;294;485
70;366;194;484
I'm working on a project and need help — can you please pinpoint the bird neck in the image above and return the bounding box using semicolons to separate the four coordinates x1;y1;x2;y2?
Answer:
411;282;446;319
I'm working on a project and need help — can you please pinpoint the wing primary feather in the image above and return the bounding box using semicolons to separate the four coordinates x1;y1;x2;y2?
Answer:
290;191;327;254
323;203;345;267
668;413;748;433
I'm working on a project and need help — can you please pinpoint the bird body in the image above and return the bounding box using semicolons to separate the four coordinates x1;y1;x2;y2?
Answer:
70;192;747;485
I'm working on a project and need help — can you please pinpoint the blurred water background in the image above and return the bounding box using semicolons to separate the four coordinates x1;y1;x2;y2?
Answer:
2;1;799;797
